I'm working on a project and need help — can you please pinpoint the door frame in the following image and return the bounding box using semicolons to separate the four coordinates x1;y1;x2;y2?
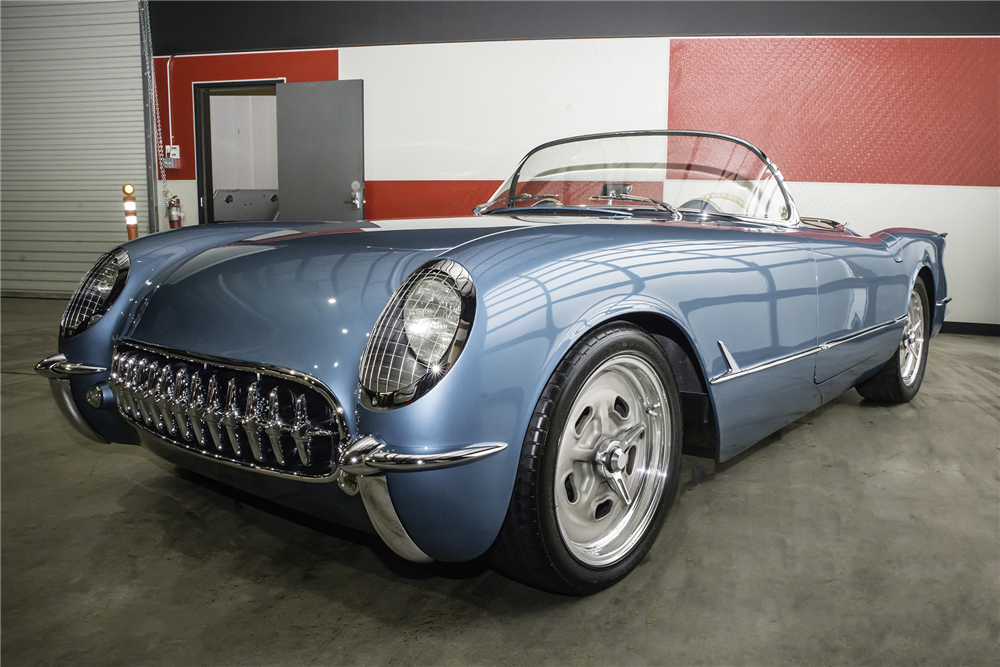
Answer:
192;79;284;225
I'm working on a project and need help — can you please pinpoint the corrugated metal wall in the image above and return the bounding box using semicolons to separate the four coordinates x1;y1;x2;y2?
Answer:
1;0;150;296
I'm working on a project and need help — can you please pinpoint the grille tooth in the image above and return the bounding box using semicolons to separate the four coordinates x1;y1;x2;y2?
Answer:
127;355;142;420
109;352;124;416
204;375;225;452
222;379;242;456
242;382;266;462
129;357;143;418
109;343;345;478
264;387;286;465
155;366;176;436
186;373;206;446
291;394;312;466
137;360;157;427
171;368;192;441
118;354;134;419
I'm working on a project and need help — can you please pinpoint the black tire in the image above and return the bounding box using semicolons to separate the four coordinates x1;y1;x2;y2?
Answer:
491;322;683;595
856;277;930;403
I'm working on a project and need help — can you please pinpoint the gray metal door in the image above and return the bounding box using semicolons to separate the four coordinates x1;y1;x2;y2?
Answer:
276;79;364;222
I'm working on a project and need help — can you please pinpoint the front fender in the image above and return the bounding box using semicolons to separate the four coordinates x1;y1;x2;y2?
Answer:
362;226;726;561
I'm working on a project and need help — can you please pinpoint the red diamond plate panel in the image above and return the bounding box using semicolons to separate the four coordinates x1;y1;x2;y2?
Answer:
668;38;1000;187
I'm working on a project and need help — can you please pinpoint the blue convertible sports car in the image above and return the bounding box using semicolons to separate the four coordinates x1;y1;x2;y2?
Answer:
38;131;948;594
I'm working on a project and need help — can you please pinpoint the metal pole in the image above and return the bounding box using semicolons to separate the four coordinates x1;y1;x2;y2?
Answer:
138;1;159;235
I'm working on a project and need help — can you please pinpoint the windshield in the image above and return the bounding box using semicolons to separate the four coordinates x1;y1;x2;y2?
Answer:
478;131;795;225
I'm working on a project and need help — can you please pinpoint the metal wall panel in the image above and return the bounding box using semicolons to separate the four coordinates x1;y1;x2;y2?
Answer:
1;0;149;296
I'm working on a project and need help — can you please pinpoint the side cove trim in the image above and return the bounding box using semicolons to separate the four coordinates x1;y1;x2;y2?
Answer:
710;314;907;385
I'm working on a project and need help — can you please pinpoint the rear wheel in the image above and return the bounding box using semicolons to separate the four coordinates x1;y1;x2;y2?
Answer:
491;322;682;595
856;277;930;403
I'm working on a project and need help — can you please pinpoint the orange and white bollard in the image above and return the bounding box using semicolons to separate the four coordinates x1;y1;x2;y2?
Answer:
123;184;138;240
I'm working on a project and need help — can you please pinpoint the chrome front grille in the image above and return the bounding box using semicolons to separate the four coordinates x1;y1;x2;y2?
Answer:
109;342;347;478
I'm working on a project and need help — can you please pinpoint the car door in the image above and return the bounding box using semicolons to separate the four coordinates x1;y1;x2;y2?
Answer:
807;228;910;392
689;225;821;461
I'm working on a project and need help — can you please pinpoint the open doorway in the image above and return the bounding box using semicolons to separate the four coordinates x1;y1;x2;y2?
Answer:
194;80;283;224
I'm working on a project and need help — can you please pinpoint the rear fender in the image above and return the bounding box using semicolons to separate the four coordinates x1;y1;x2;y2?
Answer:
887;229;947;337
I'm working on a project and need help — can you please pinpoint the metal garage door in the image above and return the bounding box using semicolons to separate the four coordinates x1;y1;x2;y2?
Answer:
1;0;150;296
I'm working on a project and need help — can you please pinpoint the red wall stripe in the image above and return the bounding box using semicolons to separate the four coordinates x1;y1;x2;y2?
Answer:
364;181;502;220
668;38;1000;187
154;50;339;181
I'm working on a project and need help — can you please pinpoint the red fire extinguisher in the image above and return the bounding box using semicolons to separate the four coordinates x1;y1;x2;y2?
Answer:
167;195;185;229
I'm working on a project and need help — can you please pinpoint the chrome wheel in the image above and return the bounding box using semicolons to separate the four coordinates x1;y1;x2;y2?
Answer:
899;289;925;387
554;353;672;567
492;323;682;594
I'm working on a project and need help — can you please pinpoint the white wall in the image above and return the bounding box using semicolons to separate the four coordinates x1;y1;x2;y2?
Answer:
339;38;673;180
209;95;278;190
156;179;198;231
791;183;1000;325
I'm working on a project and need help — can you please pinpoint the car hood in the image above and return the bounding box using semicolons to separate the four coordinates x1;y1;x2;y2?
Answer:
126;221;518;408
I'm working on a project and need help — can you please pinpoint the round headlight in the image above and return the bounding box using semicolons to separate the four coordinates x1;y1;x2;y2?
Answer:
359;259;475;409
402;278;463;366
61;247;130;338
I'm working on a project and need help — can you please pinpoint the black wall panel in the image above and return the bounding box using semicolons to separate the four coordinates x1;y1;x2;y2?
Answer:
150;1;1000;56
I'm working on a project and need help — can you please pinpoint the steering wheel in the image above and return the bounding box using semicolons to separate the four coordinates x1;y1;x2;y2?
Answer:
682;192;748;213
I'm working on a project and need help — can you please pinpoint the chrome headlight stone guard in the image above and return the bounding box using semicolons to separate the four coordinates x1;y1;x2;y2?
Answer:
359;259;476;410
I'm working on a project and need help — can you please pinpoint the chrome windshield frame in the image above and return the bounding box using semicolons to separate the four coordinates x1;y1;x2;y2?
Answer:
476;130;801;229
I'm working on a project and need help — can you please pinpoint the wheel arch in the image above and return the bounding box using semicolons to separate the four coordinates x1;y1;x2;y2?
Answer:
917;265;936;315
603;311;719;460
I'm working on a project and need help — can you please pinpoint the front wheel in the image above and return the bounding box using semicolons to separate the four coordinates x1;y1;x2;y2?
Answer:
856;276;930;403
491;323;682;595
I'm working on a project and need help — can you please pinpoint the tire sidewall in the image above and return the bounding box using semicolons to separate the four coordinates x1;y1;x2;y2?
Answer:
899;277;930;401
536;324;683;590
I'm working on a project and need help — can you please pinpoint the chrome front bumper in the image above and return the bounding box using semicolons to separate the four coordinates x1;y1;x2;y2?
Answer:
37;352;508;564
336;436;507;562
35;353;109;444
339;436;507;475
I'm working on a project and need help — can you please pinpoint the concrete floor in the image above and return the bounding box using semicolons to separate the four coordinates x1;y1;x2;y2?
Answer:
2;296;998;666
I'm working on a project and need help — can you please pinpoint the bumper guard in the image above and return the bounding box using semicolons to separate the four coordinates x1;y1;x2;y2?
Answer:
35;353;109;444
335;437;507;563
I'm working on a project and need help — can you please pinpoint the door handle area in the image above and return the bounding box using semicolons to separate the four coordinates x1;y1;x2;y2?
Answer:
345;191;362;210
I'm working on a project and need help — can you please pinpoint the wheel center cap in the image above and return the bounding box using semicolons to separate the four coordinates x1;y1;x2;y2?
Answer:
603;446;628;473
592;423;644;508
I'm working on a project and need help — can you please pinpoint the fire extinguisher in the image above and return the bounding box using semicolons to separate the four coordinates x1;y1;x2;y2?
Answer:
167;195;185;229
